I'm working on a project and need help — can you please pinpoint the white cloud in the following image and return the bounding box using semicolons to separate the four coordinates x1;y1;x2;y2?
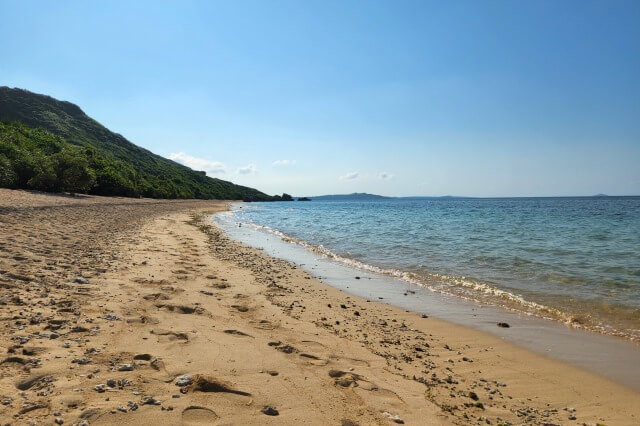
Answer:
237;164;258;174
168;152;226;174
378;171;394;180
272;159;296;166
339;172;359;180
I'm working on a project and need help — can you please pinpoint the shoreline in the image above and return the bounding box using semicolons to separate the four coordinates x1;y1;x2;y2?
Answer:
1;189;638;425
214;206;640;392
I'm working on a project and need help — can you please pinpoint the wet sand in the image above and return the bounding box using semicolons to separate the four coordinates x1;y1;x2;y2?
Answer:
1;189;639;425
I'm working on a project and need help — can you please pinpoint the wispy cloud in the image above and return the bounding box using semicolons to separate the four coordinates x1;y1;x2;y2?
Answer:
272;159;296;166
237;164;258;174
339;171;359;180
168;152;226;174
378;171;394;180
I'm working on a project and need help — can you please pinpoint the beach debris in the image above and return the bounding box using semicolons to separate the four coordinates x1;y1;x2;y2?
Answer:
261;406;279;416
191;375;251;396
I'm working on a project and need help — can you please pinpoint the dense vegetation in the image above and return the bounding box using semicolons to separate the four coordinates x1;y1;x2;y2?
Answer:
0;87;278;200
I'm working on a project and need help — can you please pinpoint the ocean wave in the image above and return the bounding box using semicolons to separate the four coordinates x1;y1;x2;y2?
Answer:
216;209;639;341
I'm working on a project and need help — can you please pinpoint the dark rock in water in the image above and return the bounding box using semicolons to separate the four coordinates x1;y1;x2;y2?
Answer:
421;314;429;318
497;322;510;328
261;406;279;416
355;276;360;280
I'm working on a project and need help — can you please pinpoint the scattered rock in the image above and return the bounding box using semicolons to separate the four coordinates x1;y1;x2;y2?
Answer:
261;406;279;416
133;353;152;361
141;396;161;405
118;363;134;371
74;277;90;284
175;375;193;387
383;411;405;424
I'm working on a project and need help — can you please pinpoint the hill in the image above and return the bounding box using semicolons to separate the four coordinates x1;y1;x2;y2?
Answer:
305;192;390;201
0;87;276;201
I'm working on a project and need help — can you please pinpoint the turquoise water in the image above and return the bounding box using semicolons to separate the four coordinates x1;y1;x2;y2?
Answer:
225;197;640;340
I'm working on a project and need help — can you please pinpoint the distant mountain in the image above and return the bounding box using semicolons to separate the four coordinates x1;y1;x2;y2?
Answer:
304;192;391;201
396;195;472;200
0;87;276;200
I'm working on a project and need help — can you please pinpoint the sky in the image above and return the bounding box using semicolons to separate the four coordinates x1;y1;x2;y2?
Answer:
1;0;639;197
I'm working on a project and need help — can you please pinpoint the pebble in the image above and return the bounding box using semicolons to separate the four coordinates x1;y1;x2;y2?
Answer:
118;363;134;371
72;357;90;365
383;411;405;424
261;406;279;416
94;384;106;393
141;396;161;405
74;277;90;284
175;375;193;387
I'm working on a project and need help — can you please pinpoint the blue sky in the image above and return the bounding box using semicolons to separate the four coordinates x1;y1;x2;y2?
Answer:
1;0;639;196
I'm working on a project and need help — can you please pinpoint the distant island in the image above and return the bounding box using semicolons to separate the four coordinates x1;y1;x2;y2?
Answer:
299;193;474;201
302;192;391;201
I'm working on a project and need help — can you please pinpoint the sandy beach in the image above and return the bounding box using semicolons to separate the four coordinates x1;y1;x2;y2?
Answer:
1;189;639;426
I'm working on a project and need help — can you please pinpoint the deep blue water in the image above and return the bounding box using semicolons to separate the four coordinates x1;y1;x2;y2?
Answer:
223;197;640;339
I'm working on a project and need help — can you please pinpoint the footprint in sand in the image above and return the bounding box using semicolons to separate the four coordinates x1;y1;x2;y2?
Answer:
182;406;218;425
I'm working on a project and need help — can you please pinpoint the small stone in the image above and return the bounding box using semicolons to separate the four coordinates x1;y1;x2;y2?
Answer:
94;384;106;393
261;406;279;416
106;379;116;388
383;412;404;424
175;375;193;387
497;322;510;328
74;277;90;284
117;406;127;413
118;364;134;371
127;401;138;411
141;396;161;405
54;418;63;425
72;357;90;365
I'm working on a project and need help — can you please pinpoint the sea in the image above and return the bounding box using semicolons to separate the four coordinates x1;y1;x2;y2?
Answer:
214;197;640;342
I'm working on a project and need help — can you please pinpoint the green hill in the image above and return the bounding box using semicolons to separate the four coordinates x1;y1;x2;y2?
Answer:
0;87;276;201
